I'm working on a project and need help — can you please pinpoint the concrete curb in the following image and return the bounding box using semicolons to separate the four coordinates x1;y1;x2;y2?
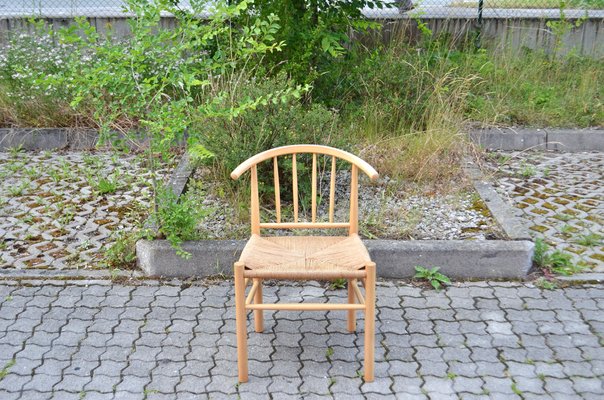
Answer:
469;127;604;152
0;128;100;150
4;127;601;152
0;128;151;151
136;238;534;279
464;159;532;241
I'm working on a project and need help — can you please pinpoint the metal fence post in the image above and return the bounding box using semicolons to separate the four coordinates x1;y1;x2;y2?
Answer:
475;0;484;48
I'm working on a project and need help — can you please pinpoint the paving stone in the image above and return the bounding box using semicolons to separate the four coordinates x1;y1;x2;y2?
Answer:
563;361;596;377
54;374;93;392
513;377;546;397
360;377;395;395
114;375;151;393
146;374;181;394
84;374;122;393
572;377;604;394
422;376;455;395
17;391;53;400
0;373;31;392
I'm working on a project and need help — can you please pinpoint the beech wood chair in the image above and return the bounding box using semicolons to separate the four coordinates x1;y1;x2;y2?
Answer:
230;144;379;382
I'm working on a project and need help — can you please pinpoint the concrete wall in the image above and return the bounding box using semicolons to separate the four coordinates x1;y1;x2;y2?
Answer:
370;17;604;57
0;14;602;57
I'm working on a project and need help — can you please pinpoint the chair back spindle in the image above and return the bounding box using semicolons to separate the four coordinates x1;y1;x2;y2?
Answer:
349;165;359;235
329;156;336;223
292;153;298;223
273;156;281;223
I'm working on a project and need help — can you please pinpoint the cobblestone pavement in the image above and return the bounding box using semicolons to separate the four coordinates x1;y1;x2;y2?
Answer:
487;151;603;271
0;151;167;270
0;279;603;399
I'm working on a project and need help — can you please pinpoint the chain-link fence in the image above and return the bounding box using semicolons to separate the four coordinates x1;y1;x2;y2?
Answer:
1;1;603;19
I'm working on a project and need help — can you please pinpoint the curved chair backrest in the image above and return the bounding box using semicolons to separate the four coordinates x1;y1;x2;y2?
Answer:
231;144;379;235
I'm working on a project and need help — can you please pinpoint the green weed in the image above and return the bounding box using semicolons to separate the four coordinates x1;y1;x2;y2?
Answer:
8;181;30;197
151;184;208;258
533;238;584;276
325;347;334;360
519;162;537;178
535;277;558;290
414;266;451;291
8;145;23;157
91;176;119;195
575;233;602;247
559;224;574;235
329;278;347;290
0;359;15;380
104;230;145;269
554;213;573;222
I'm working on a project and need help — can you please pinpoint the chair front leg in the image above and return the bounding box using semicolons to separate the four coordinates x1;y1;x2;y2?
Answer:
253;278;264;333
364;262;376;382
347;279;356;332
234;262;249;382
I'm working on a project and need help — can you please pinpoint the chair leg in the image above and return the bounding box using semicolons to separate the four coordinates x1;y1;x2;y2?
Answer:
347;279;356;332
234;262;248;382
253;278;264;333
364;262;376;382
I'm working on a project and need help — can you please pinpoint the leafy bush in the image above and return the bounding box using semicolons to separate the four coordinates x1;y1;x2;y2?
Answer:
16;0;308;256
152;184;207;258
197;76;339;176
47;0;303;154
242;0;391;83
196;75;341;207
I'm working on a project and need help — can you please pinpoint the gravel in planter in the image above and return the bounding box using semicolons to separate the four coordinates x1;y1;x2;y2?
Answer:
193;168;504;241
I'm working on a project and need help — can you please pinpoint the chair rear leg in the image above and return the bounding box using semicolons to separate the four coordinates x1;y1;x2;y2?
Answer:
347;279;356;332
364;262;376;382
234;262;248;382
254;278;264;333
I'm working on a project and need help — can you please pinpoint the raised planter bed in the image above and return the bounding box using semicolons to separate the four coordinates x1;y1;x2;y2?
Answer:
137;154;535;280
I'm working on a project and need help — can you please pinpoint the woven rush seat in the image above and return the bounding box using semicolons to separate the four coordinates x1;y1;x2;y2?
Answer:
239;234;371;280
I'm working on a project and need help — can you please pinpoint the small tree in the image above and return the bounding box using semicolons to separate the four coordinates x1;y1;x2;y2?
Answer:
242;0;392;84
39;0;308;254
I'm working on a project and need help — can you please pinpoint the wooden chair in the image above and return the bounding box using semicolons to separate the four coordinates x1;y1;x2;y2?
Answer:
230;144;379;382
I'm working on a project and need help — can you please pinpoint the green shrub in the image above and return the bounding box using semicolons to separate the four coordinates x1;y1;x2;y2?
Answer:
242;0;391;84
152;184;208;258
195;75;341;203
198;80;339;173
